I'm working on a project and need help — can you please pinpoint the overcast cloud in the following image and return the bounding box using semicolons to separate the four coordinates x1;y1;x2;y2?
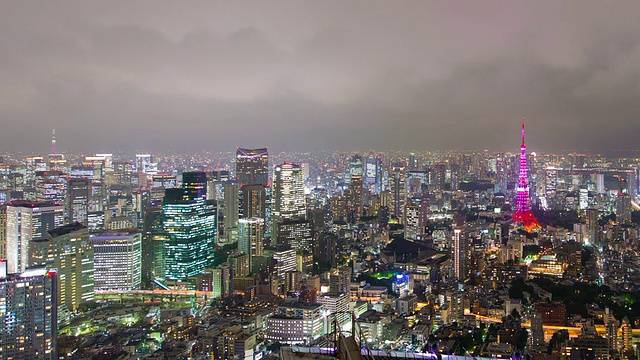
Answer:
1;1;640;153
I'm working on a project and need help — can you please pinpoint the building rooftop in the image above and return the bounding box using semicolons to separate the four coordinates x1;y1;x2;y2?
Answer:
46;222;87;238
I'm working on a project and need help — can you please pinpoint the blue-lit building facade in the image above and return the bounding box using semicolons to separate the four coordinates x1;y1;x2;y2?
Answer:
162;187;216;280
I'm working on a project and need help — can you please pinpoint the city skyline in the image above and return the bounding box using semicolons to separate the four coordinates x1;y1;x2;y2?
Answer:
2;2;640;153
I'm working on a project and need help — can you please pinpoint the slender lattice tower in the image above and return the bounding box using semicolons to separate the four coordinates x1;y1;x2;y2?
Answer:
512;118;541;232
51;128;56;154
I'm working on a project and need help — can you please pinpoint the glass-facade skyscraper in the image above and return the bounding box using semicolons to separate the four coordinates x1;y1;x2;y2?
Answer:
236;147;268;186
163;188;216;280
272;162;306;222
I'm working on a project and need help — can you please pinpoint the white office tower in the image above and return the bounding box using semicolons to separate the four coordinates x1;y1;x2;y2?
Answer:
6;202;64;273
90;233;142;290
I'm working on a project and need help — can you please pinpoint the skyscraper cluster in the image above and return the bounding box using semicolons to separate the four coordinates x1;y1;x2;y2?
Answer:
0;121;639;358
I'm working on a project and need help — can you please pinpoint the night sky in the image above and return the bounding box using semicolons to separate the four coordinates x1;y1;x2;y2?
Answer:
2;1;640;153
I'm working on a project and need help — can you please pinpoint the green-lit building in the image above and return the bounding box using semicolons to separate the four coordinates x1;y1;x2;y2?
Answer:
163;188;216;280
142;205;166;286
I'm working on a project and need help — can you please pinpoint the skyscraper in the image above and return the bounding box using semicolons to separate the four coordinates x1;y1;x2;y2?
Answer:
0;205;6;261
30;223;94;313
182;171;207;199
163;188;216;280
512;118;541;232
35;170;68;205
67;178;89;226
236;147;269;186
389;163;406;217
241;184;266;219
452;229;467;281
272;163;306;233
0;263;58;360
616;193;632;224
221;183;240;244
403;202;425;241
91;232;142;290
586;208;599;245
6;202;65;273
142;206;166;285
276;218;314;252
238;217;264;273
544;167;558;210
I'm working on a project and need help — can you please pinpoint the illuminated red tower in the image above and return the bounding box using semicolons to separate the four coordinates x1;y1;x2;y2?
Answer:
513;118;541;232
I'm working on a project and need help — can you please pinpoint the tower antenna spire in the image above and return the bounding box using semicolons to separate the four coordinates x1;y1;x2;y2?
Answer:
51;129;56;154
513;117;541;232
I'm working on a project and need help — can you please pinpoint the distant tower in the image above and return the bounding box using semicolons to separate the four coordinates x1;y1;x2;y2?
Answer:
513;118;541;232
51;129;56;154
452;229;467;281
236;147;269;186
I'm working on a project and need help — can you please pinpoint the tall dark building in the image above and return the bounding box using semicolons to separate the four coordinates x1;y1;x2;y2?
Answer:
182;171;207;199
236;147;268;186
241;184;266;219
142;206;166;286
67;178;90;226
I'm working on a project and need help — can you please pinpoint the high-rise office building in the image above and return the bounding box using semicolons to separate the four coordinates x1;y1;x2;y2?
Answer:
182;171;207;199
91;232;142;290
276;219;314;252
365;154;381;192
329;266;351;295
349;155;364;180
67;178;89;226
221;183;240;244
431;163;446;191
0;205;6;261
150;174;177;202
273;247;297;280
236;147;269;186
228;253;250;278
403;202;425;241
6;201;65;273
0;264;58;360
346;156;364;222
241;184;266;219
272;163;306;233
30;223;94;313
544;167;558;210
452;229;467;281
616;193;632;224
135;154;153;173
389;163;406;217
163;188;216;280
319;292;351;329
238;217;264;273
209;265;231;299
142;206;166;285
586;209;599;245
35;171;68;205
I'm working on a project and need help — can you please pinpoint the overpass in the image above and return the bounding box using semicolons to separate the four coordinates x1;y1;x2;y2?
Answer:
282;346;514;359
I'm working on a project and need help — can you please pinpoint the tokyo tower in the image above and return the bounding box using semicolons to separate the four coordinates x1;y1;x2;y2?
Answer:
512;118;541;232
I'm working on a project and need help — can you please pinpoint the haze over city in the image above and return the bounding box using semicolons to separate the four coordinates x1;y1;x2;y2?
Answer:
2;1;640;153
